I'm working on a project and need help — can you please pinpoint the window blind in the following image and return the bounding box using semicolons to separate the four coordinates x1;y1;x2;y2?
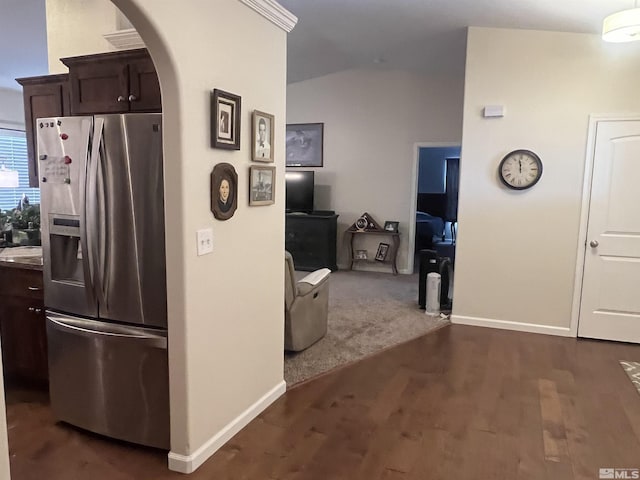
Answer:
0;129;40;210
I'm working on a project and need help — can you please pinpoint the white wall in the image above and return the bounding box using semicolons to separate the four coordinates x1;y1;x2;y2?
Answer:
0;88;25;130
47;0;288;473
45;0;119;73
453;27;640;333
287;69;464;272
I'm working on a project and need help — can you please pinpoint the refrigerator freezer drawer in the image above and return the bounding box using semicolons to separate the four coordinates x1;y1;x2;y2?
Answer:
46;313;170;449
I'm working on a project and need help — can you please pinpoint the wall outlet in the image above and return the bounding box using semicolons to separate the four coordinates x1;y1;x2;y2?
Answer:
196;228;213;256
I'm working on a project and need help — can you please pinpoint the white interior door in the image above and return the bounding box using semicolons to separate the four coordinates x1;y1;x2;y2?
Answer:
579;120;640;343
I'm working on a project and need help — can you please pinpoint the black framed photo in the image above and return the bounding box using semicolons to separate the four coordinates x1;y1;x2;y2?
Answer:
210;162;238;220
249;165;275;206
212;89;241;150
286;123;323;167
375;243;390;262
384;221;399;233
252;110;274;162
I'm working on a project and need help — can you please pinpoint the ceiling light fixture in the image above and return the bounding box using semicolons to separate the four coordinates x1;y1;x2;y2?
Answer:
603;0;640;42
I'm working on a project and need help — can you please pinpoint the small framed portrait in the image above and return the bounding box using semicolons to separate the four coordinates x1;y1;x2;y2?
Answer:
252;110;274;162
375;243;390;262
249;165;275;206
211;89;241;150
211;162;238;220
384;221;399;233
355;249;368;260
286;123;324;167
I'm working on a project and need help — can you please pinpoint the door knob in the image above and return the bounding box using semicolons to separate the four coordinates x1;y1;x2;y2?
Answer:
117;95;126;102
590;240;599;248
128;94;137;102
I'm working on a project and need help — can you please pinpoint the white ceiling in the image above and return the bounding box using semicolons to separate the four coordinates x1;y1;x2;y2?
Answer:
0;0;48;90
0;0;637;90
279;0;639;83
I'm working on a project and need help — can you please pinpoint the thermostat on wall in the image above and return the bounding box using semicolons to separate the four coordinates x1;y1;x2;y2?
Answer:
483;105;505;118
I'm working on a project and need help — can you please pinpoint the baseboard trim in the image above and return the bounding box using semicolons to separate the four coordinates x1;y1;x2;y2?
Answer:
167;380;286;474
451;315;573;337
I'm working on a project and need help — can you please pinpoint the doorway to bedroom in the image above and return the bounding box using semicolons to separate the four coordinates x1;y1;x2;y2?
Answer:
411;144;460;308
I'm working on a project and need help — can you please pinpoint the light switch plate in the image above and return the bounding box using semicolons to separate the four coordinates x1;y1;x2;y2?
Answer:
483;105;505;117
196;228;213;256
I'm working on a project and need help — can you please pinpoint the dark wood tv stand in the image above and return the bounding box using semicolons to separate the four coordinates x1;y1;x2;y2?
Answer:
285;211;338;271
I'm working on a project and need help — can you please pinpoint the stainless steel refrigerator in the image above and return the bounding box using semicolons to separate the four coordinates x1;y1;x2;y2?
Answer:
37;114;169;449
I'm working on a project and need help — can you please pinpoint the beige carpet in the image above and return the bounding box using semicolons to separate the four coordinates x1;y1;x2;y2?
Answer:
284;270;449;386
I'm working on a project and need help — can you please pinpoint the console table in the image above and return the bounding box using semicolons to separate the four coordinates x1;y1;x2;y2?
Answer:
347;230;400;275
285;212;338;271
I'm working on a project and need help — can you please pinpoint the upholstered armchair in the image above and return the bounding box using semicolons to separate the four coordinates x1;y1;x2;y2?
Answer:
284;251;331;351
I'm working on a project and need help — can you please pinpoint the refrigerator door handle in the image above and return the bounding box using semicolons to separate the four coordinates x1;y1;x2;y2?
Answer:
80;125;96;307
89;119;107;308
47;314;167;349
96;138;109;309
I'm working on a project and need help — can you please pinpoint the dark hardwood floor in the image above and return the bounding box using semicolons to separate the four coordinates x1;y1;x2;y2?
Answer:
5;324;640;479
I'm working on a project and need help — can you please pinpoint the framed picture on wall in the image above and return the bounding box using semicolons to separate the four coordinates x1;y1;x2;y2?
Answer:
252;111;275;162
211;89;241;150
285;123;324;167
249;165;275;206
210;162;238;220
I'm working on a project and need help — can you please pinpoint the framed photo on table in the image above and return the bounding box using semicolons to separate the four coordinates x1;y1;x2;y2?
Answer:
354;249;368;260
252;111;274;162
375;243;390;261
384;221;399;233
249;165;275;206
211;89;241;150
286;123;324;167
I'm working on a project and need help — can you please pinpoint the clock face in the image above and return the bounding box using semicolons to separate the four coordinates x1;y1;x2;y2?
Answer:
355;217;368;230
499;149;543;190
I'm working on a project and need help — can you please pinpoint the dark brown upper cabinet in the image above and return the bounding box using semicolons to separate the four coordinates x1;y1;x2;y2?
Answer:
61;48;161;115
15;74;70;187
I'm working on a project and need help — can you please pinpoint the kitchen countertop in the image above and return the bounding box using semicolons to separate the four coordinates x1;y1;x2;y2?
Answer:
0;246;43;271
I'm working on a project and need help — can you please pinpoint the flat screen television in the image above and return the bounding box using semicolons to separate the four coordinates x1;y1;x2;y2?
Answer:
285;171;314;213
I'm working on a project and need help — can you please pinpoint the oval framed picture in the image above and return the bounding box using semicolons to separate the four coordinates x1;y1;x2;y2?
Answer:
211;162;238;220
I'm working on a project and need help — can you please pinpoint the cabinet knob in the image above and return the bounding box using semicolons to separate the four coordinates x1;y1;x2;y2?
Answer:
128;94;137;102
27;286;42;291
117;95;126;102
35;308;42;314
28;307;34;312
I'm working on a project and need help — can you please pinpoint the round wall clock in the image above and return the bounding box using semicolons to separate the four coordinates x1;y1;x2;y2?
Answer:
355;216;368;231
498;149;543;190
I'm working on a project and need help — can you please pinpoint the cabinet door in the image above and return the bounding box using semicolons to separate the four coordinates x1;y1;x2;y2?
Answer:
128;57;162;112
20;79;68;187
0;296;48;385
285;215;338;271
69;60;129;114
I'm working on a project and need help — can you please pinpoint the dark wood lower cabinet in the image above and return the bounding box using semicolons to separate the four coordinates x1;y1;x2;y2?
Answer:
285;212;339;271
0;266;48;386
